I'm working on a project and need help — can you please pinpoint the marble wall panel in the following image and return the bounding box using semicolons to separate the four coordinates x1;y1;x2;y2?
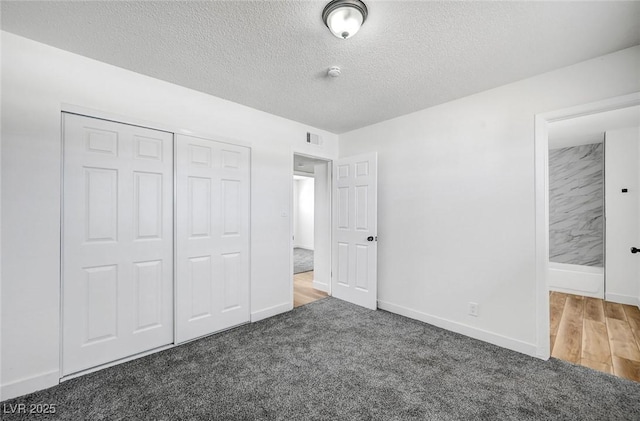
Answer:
549;142;604;267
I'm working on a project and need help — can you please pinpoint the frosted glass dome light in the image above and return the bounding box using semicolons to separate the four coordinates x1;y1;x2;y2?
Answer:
322;0;368;40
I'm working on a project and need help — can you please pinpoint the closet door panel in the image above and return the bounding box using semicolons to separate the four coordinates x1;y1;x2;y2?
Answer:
62;113;174;375
176;135;250;343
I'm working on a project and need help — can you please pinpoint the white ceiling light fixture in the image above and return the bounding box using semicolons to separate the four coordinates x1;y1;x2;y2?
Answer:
322;0;368;40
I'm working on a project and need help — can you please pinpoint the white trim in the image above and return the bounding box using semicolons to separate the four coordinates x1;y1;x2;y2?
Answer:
550;286;604;299
377;300;537;358
534;92;640;360
172;133;179;350
312;280;329;293
289;151;295;307
59;112;66;378
605;293;640;307
548;262;604;299
251;302;291;322
0;35;3;403
60;104;252;149
534;113;552;360
247;144;253;338
0;370;60;401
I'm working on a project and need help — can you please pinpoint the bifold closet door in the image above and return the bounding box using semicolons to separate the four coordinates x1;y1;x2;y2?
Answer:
176;135;250;343
62;113;174;376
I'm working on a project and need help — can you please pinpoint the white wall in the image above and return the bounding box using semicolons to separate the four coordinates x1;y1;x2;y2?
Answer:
340;45;640;355
293;177;314;250
605;126;640;306
0;32;338;399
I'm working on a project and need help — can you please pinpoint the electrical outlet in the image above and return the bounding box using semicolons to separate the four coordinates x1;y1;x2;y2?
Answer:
468;302;479;317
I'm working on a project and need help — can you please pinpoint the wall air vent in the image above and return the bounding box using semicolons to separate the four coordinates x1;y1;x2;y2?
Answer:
306;132;323;146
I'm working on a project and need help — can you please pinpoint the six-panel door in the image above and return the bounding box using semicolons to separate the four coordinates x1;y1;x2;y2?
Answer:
175;134;251;343
62;113;174;375
332;152;378;310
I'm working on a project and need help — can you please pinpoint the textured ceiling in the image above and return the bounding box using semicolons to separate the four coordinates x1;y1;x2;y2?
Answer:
2;1;639;134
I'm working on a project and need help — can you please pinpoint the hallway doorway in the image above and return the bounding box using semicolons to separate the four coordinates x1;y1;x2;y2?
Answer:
292;154;332;307
544;99;640;381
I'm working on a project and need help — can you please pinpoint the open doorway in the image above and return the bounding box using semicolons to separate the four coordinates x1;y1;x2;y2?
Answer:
292;154;332;307
540;99;640;381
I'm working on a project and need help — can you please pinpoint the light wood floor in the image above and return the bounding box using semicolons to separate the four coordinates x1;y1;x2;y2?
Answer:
294;271;328;308
550;291;640;382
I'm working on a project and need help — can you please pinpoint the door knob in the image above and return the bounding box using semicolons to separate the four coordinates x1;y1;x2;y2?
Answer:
367;236;374;242
632;247;640;254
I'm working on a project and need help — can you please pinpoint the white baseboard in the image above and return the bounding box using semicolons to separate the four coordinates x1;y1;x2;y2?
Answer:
548;264;604;298
605;293;640;307
377;300;538;358
549;286;603;299
312;281;329;293
251;302;291;323
1;369;59;401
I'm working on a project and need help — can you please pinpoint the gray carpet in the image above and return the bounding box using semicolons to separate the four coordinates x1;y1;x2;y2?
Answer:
2;298;640;420
293;247;313;274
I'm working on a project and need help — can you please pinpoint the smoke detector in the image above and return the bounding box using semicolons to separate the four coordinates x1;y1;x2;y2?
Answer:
328;66;341;78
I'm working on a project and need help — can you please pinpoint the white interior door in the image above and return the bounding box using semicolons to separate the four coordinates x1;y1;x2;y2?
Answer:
332;152;378;309
62;113;174;376
605;127;640;303
176;135;250;343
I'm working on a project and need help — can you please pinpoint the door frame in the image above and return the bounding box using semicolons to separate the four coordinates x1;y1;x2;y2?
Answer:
533;92;640;359
290;152;333;307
